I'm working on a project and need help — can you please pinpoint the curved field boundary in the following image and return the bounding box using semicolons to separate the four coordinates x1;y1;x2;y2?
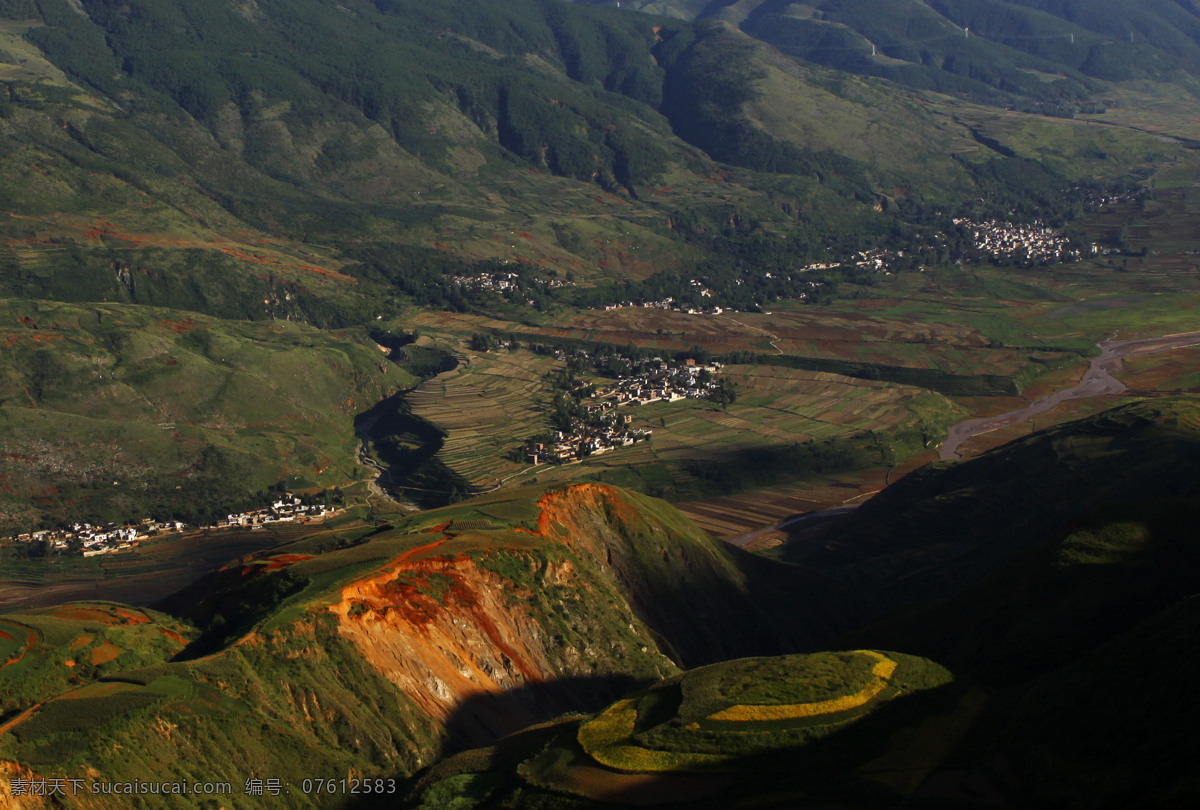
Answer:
0;621;38;673
578;699;724;773
707;651;897;723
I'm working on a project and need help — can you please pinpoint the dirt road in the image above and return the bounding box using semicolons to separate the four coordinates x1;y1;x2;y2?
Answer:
726;506;859;549
939;330;1200;460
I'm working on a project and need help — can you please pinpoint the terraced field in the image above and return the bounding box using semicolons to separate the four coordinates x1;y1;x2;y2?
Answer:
405;350;561;490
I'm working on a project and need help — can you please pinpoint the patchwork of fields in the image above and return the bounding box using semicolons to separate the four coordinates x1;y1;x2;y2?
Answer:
405;343;963;502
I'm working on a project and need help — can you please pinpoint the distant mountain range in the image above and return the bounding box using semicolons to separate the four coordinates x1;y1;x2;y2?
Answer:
0;0;1182;325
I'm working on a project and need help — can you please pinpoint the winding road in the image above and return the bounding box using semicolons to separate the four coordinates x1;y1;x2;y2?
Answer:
938;330;1200;460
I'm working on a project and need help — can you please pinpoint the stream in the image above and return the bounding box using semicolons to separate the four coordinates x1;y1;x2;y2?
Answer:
938;330;1200;459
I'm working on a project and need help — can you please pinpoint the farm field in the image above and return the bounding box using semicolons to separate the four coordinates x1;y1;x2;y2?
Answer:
406;353;963;502
404;349;561;491
1116;344;1200;394
673;456;933;540
674;334;1200;540
396;180;1200;524
407;300;1060;376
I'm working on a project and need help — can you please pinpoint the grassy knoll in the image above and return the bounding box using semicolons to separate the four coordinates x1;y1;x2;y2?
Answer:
414;650;958;807
0;300;420;528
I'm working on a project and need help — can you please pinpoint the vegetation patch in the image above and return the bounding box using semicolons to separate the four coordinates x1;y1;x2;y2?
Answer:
573;651;950;775
706;651;897;722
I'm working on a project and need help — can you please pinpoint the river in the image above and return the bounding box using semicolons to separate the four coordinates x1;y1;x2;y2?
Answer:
938;330;1200;460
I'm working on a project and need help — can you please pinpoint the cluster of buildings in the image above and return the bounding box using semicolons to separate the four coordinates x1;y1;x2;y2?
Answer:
525;419;653;465
7;519;186;557
594;357;724;406
449;272;572;292
954;218;1082;264
1078;186;1144;210
214;495;331;530
800;249;905;275
850;248;900;274
4;494;337;556
524;357;724;465
600;296;726;315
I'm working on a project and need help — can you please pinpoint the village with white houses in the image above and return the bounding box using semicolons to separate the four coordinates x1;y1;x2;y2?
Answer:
601;295;727;315
449;270;573;294
955;218;1082;264
214;494;333;531
4;494;337;557
523;354;725;465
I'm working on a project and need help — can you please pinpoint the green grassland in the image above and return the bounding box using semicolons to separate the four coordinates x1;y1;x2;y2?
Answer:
0;299;419;528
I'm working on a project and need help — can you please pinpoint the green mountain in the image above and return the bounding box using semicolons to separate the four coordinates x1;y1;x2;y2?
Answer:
0;0;1168;323
0;299;427;529
0;483;849;802
2;0;1190;527
573;0;1200;104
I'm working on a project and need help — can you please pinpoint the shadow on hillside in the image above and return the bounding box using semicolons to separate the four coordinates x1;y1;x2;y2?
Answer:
586;522;877;671
437;672;647;756
354;393;472;509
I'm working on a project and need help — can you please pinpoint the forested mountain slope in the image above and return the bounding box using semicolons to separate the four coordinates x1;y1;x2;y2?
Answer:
573;0;1200;105
0;0;1169;325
